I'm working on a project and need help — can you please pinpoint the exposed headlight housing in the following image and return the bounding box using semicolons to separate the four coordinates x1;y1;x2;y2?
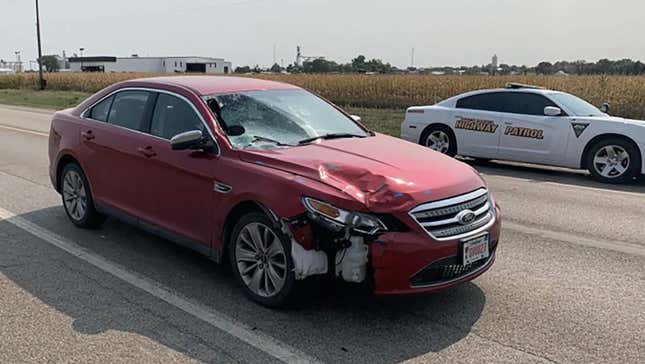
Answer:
302;197;387;235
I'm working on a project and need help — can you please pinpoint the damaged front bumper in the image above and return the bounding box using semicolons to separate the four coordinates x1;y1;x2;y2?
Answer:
284;202;501;295
371;205;501;295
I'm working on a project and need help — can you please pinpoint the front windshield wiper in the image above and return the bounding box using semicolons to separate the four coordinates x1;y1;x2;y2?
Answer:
248;135;295;147
298;133;366;145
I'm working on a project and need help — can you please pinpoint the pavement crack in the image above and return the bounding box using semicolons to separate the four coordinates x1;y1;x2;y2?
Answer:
0;169;50;188
389;304;562;364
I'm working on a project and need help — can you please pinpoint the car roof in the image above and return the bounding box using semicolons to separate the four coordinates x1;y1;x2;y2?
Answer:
438;87;562;106
127;76;301;96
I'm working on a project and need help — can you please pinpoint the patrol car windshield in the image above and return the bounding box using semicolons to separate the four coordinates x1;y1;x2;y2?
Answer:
550;93;604;117
207;89;368;149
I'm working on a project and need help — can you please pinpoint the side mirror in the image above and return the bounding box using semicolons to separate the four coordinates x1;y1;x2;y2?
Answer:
350;115;362;123
544;106;562;116
600;102;610;114
170;130;204;150
227;125;246;136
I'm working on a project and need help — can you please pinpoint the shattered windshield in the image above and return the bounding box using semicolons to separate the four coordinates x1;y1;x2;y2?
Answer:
207;89;368;149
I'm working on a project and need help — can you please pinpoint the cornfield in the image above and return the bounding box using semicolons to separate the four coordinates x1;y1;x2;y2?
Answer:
2;73;645;119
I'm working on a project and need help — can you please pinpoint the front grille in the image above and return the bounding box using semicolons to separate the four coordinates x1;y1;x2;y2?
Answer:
409;188;494;240
410;243;496;287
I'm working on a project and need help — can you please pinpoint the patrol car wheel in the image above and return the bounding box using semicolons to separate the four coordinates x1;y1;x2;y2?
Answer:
586;138;640;184
421;125;457;157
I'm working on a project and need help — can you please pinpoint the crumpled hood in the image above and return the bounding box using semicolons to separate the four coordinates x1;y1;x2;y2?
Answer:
239;134;485;212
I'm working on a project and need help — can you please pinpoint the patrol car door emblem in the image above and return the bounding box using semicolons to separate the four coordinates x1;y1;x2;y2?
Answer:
571;123;590;138
456;210;476;225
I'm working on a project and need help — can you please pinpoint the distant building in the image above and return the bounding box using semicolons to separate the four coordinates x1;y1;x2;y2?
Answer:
68;56;232;74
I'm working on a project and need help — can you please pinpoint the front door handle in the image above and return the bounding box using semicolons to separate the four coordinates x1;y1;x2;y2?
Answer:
504;121;513;125
81;130;95;140
137;146;157;158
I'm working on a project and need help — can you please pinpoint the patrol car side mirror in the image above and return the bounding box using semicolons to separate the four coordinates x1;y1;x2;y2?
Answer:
600;102;610;114
350;115;362;123
544;106;562;116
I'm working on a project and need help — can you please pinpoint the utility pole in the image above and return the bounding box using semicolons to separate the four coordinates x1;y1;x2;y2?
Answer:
79;47;85;71
35;0;45;89
410;47;415;69
273;43;277;65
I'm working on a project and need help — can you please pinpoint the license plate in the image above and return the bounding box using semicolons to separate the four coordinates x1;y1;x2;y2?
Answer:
463;235;490;265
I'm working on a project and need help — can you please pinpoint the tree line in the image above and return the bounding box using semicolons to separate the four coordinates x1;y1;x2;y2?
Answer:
235;56;645;76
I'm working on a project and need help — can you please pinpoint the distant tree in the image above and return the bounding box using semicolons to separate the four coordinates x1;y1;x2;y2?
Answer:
269;63;283;73
39;55;60;72
351;55;367;72
302;58;339;73
536;61;554;75
234;65;251;73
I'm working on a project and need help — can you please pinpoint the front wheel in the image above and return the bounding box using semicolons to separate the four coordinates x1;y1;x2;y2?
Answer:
420;125;457;157
229;212;297;307
586;138;641;184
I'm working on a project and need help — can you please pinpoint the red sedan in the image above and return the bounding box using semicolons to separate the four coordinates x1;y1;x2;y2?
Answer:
48;76;501;307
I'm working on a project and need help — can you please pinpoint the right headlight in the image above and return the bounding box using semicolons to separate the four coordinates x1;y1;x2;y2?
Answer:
302;197;387;235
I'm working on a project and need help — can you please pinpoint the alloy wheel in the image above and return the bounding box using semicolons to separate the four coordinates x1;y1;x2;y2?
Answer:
426;130;450;154
593;145;630;178
62;170;88;221
235;222;287;298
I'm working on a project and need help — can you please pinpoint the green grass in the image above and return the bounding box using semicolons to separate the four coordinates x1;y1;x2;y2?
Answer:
0;89;91;110
0;89;404;137
344;107;405;137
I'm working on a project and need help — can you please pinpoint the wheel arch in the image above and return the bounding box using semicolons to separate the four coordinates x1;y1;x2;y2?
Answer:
55;154;82;193
580;133;642;169
219;200;280;264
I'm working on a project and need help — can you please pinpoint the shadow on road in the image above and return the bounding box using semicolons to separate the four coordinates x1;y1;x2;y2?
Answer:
466;158;645;194
0;207;487;363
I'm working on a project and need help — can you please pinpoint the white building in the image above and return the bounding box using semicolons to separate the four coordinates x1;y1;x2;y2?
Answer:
68;56;232;74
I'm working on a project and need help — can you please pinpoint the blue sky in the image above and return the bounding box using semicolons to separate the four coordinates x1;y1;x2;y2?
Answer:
2;0;643;68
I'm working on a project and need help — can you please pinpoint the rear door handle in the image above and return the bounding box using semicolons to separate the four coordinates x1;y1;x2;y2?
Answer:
81;130;95;140
504;122;513;125
137;146;157;158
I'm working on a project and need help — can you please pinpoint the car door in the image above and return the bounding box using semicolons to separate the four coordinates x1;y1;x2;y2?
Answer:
496;92;571;164
79;90;155;218
452;92;505;158
134;91;219;248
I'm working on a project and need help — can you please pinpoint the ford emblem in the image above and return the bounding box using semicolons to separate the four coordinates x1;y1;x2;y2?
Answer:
456;210;476;225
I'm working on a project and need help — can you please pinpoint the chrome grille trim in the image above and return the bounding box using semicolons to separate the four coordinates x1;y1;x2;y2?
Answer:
409;188;495;241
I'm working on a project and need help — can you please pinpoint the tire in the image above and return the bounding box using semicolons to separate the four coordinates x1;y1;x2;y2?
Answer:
420;124;457;157
60;163;106;228
228;212;297;307
585;137;641;184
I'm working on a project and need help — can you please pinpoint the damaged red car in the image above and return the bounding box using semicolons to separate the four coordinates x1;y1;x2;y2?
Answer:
48;76;501;307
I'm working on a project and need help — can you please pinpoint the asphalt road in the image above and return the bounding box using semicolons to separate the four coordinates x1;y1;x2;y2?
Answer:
0;105;643;364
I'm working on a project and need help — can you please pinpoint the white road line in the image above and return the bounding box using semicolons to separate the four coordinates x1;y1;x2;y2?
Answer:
483;173;645;198
0;124;49;137
0;206;321;364
504;221;645;258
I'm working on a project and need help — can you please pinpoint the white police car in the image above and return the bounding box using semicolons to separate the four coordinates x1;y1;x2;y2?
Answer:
401;84;645;183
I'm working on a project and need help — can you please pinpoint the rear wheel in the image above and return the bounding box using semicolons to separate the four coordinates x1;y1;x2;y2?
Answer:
229;212;297;307
586;138;640;184
60;163;106;228
421;125;457;157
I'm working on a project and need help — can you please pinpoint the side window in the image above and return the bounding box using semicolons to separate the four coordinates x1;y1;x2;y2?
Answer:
150;93;205;140
107;91;152;131
456;92;508;113
505;93;557;116
87;95;114;122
